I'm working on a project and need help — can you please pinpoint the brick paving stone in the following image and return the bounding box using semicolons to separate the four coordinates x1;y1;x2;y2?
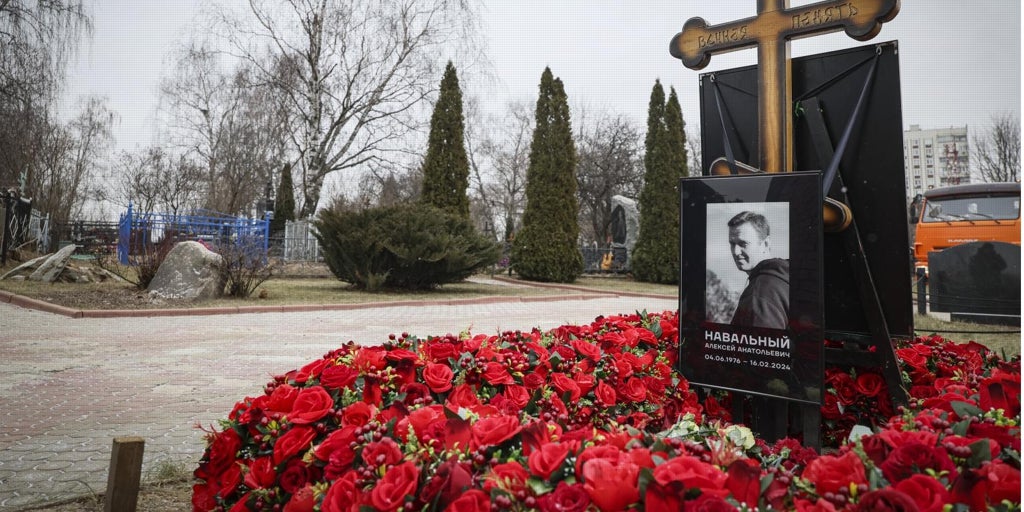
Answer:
0;292;676;509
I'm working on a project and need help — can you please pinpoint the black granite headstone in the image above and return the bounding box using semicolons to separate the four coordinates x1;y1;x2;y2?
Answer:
929;241;1021;325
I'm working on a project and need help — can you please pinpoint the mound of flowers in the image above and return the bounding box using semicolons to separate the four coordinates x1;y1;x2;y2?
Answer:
192;311;1021;511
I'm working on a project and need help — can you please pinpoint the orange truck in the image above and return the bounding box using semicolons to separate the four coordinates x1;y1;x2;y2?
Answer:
909;182;1021;274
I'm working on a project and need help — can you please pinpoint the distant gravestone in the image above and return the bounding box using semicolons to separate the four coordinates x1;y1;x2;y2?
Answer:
929;241;1021;325
610;195;640;268
29;243;78;282
148;241;224;300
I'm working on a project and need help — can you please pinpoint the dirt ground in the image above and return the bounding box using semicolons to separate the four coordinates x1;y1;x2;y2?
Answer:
25;481;191;512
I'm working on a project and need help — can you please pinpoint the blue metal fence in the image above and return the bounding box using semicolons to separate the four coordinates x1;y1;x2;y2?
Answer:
117;204;269;264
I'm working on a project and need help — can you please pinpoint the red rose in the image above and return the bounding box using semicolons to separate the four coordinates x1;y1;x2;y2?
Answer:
216;463;242;499
502;384;531;409
854;372;886;398
483;462;529;494
976;459;1021;505
289;387;334;424
801;451;867;496
538;481;590;512
273;426;316;465
321;472;360;512
370;460;420;512
853;488;918;511
620;377;647;402
243;456;276;489
471;415;521;449
293;359;330;384
684;494;736;512
424;341;459;362
980;368;1021;416
528;442;571;479
827;372;859;406
421;457;473;508
192;482;220;511
482;362;515;385
793;498;839;512
550;372;582;402
314;424;357;463
320;364;358;390
594;380;618;407
725;459;762;508
644;480;683;512
354;346;387;371
446;384;482;411
341;401;375;427
267;384;300;415
283;484;316;512
896;348;928;370
280;458;313;494
523;372;546;389
570;338;602;361
446;489;490;512
652;455;728;498
879;442;957;484
861;434;891;466
401;382;431;406
582;458;640;512
205;428;241;474
362;438;403;467
403;404;445;439
575;445;625;477
423;363;455;393
893;474;949;512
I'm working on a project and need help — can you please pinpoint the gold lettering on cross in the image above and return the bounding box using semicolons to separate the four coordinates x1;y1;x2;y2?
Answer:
670;0;899;173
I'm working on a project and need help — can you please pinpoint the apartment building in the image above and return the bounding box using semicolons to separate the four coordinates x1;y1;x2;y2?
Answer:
903;125;970;199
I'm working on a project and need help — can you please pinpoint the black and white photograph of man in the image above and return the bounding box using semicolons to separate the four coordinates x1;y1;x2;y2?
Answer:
705;203;790;329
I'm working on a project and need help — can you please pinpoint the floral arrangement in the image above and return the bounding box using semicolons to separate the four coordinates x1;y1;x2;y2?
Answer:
192;311;1021;511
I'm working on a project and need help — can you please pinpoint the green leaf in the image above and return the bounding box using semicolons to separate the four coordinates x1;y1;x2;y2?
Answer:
950;401;983;419
966;439;993;466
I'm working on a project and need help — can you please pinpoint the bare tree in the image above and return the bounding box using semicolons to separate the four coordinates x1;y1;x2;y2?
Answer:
109;146;202;216
575;110;644;244
160;44;291;216
216;0;478;217
465;100;532;242
27;97;112;225
0;0;90;189
972;113;1020;183
686;125;702;174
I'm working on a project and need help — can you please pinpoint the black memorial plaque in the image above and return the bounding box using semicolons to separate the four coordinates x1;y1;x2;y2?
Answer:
929;241;1021;323
679;172;823;404
698;42;912;339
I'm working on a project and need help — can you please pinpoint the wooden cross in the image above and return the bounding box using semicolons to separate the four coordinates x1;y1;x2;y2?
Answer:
670;0;899;173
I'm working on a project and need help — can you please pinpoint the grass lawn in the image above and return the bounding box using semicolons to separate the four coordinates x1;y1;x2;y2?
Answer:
914;314;1021;358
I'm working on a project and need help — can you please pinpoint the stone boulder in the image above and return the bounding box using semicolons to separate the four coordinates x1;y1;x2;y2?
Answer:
148;241;224;300
29;244;78;282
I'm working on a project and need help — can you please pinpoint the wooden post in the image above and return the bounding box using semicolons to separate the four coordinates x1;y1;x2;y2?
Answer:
104;436;145;512
670;0;899;173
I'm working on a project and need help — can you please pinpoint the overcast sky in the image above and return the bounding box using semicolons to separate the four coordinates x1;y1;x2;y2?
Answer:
61;1;1021;163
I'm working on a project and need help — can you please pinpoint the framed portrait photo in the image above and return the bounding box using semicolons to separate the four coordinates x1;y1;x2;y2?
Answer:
678;172;824;404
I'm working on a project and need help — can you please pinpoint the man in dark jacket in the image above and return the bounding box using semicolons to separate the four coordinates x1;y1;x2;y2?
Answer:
728;211;789;329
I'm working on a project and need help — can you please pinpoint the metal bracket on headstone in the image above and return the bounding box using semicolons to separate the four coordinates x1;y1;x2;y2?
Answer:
803;96;908;407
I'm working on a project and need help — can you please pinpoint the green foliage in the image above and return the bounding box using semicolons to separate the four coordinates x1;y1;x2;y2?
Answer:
421;61;471;219
511;67;583;283
271;163;296;235
631;83;689;284
312;203;500;291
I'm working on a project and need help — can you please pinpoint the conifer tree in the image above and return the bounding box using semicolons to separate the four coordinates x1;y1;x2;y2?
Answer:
511;67;583;282
421;61;470;219
631;83;688;284
271;163;296;235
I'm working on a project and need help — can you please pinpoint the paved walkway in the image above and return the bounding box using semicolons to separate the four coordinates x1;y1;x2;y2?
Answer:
0;284;676;510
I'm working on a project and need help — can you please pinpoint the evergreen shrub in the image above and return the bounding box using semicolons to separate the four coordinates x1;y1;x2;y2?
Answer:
313;203;499;290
